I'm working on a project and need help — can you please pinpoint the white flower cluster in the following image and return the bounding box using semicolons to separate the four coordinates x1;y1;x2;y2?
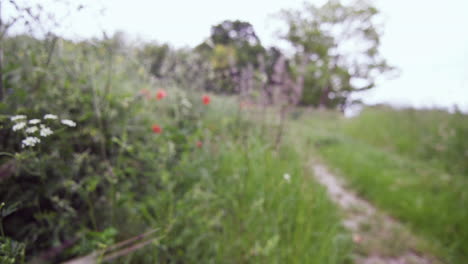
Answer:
61;119;76;127
21;137;41;148
9;114;77;148
10;115;26;121
25;126;38;134
12;122;26;131
44;114;58;120
40;125;53;137
29;119;41;125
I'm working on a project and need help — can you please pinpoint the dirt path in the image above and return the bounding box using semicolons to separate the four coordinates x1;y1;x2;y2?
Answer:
312;162;440;264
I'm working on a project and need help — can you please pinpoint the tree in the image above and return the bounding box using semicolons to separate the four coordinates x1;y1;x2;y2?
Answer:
281;0;395;109
210;20;264;67
195;20;266;94
139;43;171;78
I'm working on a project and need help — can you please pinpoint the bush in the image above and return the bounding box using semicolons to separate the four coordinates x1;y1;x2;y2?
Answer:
0;35;351;263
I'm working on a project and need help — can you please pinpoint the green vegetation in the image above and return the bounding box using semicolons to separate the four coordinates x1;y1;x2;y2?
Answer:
280;0;394;107
2;1;466;263
0;35;351;263
343;106;468;175
291;107;468;263
135;0;392;108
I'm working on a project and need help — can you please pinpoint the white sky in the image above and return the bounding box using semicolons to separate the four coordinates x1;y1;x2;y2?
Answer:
6;0;468;110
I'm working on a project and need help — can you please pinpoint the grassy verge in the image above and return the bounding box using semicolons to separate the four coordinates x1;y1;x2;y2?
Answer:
290;108;468;263
119;104;353;263
343;106;468;175
1;35;352;262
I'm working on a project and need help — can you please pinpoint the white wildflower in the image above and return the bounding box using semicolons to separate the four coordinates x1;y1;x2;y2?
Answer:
21;136;41;148
10;115;26;121
40;126;53;137
29;119;41;125
283;173;291;183
61;119;76;127
12;122;26;131
25;126;38;134
44;114;58;120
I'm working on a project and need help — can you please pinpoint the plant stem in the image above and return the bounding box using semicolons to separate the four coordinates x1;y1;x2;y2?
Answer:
111;183;116;226
0;218;4;237
87;198;98;230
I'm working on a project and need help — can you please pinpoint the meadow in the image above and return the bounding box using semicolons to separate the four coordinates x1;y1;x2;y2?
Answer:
290;107;468;263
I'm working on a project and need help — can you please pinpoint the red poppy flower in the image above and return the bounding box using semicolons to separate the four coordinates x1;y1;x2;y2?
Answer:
196;141;203;148
152;124;162;134
202;95;211;105
156;89;167;100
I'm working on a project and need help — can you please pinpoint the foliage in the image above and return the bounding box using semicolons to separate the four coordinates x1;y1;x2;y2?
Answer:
280;0;394;108
290;106;468;263
209;20;265;68
194;20;266;94
0;236;25;264
130;3;395;110
0;33;352;263
138;43;212;92
0;33;153;261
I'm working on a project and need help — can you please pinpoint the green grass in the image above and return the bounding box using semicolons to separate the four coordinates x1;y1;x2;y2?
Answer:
1;35;353;263
116;106;353;263
289;107;468;263
343;106;468;175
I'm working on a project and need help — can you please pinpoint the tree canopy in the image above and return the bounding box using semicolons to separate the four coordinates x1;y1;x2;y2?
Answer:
281;0;395;108
126;2;394;109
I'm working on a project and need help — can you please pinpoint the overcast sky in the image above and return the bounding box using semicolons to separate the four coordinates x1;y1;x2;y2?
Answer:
7;0;468;110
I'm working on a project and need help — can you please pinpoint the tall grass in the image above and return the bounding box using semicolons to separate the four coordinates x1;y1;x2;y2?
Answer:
343;106;468;175
0;35;352;263
291;107;468;263
110;105;353;263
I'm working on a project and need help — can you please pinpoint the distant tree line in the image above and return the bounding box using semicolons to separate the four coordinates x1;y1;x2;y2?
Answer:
1;0;394;110
138;0;395;110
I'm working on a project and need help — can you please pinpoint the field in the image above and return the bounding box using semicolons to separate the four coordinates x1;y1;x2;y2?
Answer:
1;33;467;264
289;107;468;263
